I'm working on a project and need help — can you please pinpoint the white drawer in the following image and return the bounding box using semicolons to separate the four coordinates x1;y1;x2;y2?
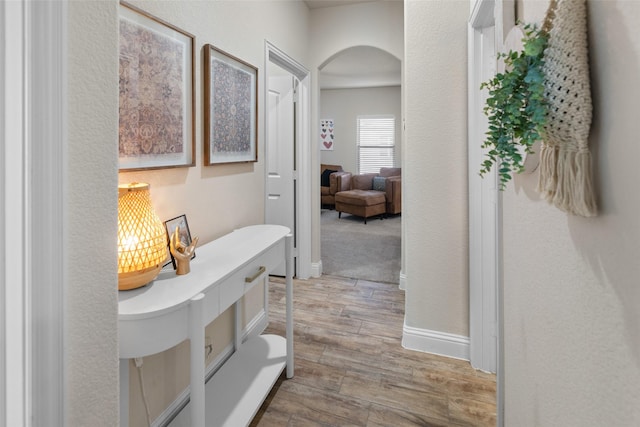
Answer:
119;306;189;358
218;240;285;313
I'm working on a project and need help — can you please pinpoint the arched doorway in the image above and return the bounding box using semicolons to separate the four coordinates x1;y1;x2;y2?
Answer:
318;46;403;285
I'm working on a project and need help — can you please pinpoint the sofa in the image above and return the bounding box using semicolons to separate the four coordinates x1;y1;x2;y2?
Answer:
320;164;351;209
334;167;402;223
379;167;402;214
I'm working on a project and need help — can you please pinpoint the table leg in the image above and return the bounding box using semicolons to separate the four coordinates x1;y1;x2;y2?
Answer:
234;300;242;351
285;233;294;378
119;359;129;427
189;293;205;427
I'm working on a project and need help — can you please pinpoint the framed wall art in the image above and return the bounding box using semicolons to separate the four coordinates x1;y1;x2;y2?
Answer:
204;44;258;165
118;2;195;171
164;214;195;269
320;119;334;150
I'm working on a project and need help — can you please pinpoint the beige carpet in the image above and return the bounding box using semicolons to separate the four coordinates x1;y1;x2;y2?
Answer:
320;209;401;284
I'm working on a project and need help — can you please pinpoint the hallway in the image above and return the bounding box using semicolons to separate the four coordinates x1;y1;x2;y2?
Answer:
252;276;496;426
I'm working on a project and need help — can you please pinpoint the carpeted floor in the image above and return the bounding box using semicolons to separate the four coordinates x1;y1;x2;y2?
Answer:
320;209;401;284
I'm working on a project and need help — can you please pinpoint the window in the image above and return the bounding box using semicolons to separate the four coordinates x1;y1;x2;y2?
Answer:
357;115;395;174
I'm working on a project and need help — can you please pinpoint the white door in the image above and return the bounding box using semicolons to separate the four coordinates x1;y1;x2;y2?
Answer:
266;75;296;276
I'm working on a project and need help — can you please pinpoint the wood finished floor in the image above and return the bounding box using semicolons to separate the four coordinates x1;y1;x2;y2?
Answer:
250;275;496;427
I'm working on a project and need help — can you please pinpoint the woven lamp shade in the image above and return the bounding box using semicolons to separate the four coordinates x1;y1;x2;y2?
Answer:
117;183;167;290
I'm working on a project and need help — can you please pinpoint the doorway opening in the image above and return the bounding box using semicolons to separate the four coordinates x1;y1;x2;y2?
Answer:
318;46;402;285
264;41;311;279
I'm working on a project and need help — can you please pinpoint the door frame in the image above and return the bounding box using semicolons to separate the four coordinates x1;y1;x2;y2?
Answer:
468;0;501;425
264;41;311;279
2;0;67;424
468;0;513;425
468;0;498;375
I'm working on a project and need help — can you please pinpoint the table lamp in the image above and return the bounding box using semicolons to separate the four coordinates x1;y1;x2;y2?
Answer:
117;182;167;290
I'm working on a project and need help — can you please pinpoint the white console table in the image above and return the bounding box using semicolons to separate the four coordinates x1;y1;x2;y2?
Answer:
119;224;294;427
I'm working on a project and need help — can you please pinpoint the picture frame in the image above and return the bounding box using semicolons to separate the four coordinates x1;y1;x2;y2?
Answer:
164;214;195;269
204;44;258;165
118;2;195;171
320;119;335;150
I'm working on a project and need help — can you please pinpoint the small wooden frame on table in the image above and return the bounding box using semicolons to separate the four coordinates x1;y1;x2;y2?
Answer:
118;2;195;171
204;44;258;165
164;214;196;269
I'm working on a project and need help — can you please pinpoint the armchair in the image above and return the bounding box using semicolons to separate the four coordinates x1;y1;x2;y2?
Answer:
320;164;351;209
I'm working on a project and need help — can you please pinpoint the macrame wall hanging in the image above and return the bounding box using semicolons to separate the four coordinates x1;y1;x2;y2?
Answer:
537;0;597;217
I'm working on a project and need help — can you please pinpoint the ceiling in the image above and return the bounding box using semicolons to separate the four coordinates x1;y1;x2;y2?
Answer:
319;46;401;89
304;0;376;10
304;1;401;89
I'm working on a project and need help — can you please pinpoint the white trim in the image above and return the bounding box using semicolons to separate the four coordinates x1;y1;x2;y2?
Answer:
469;0;495;27
243;308;269;343
401;323;470;361
468;21;498;375
27;1;67;424
493;1;512;425
0;1;7;421
469;1;508;425
310;260;322;278
264;40;312;279
398;272;406;290
2;2;67;425
3;1;28;424
151;310;268;427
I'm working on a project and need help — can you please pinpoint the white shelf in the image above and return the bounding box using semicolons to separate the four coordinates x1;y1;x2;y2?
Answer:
119;225;294;427
168;334;287;427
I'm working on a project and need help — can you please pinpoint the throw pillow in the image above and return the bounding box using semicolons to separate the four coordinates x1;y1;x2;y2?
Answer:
372;176;386;192
321;169;337;187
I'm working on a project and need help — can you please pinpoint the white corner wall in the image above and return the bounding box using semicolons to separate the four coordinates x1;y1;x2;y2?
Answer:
67;0;120;424
503;1;640;425
403;0;470;348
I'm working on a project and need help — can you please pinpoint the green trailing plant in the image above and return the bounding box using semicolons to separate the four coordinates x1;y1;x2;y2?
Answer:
480;24;549;189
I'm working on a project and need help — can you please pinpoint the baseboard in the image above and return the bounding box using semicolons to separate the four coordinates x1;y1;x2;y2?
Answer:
243;308;268;341
153;309;268;427
311;260;322;278
399;271;407;290
402;323;470;361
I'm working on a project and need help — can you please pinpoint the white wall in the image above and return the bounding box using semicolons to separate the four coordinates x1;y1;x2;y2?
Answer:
120;0;309;244
309;0;404;267
320;86;402;174
67;1;120;424
404;0;470;343
67;1;309;424
503;0;640;424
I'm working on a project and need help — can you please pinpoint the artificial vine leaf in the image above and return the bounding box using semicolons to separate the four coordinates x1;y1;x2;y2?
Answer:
479;24;549;190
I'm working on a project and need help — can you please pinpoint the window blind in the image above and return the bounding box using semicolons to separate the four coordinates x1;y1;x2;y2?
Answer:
357;116;395;174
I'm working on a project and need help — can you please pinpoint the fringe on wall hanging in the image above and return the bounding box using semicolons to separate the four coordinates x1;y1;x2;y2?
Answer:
537;0;598;217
